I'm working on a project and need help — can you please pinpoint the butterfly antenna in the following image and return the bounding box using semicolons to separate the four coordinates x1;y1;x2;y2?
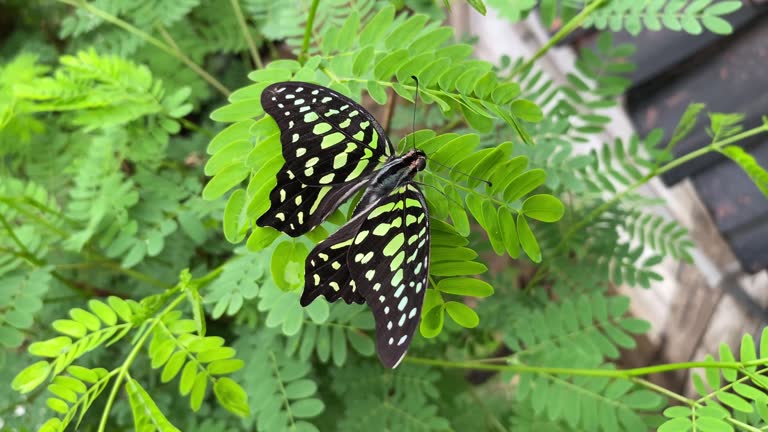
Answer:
409;75;491;187
411;181;465;208
411;75;419;150
428;158;493;188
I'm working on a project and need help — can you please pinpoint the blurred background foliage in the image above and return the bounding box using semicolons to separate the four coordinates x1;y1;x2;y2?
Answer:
1;0;766;431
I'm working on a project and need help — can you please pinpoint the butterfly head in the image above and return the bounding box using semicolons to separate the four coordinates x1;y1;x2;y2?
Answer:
404;149;427;173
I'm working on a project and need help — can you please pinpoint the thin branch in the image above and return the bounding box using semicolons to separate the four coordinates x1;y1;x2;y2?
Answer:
300;0;321;64
56;0;230;96
155;24;231;96
404;356;768;378
97;293;186;432
382;87;397;136
229;0;263;69
510;0;609;78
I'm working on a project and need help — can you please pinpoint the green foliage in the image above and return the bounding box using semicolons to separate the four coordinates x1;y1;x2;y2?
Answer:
285;303;376;365
245;0;385;52
0;268;52;348
330;364;451;431
126;377;181;432
235;330;325;432
659;330;768;431
584;0;742;36
485;0;743;36
11;282;250;430
2;1;768;432
720;146;768;198
517;372;665;431
204;251;266;319
485;0;562;25
504;294;649;365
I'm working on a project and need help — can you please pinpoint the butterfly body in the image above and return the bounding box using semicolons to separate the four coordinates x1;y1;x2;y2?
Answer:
258;82;430;368
354;148;426;213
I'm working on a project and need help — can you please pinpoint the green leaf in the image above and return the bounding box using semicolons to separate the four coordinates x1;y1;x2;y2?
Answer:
52;319;87;338
223;189;247;243
719;146;768;197
214;377;250;417
437;278;494;297
70;308;101;331
466;0;487;15
47;398;69;414
331;326;347;367
521;194;564;222
509;99;543;122
366;80;388;105
12;361;51;393
107;296;133;322
126;378;181;432
718;392;753;413
208;359;245;375
248;68;292;83
492;82;521;104
420;304;444;338
285;379;318;399
291;399;325;418
190;373;207;411
444;301;479;328
702;16;733;34
517;215;541;263
430;261;487;276
667;104;705;151
203;165;250;200
335;11;360;52
270;240;309;291
29;336;71;357
161;351;186;383
210;99;264;122
179;361;197;396
504;169;546;202
353;46;375;76
385;15;429;50
247;226;281;251
374;49;409;81
359;5;395;46
740;334;757;372
704;1;741;15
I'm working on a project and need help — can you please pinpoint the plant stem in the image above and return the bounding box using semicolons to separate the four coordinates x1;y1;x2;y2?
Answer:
300;0;321;64
510;0;608;78
0;198;70;237
178;117;215;138
97;292;186;432
526;122;768;289
382;87;398;136
229;0;263;69
94;259;174;290
57;0;231;96
405;356;768;377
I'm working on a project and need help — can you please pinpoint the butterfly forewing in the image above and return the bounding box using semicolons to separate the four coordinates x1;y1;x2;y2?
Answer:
257;82;394;236
348;183;430;368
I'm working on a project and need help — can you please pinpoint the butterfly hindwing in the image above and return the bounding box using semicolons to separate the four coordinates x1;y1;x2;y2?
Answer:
302;213;368;306
348;183;430;368
257;82;395;236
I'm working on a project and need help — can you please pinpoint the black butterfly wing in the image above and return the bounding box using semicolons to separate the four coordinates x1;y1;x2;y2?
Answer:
302;212;368;306
257;82;395;237
347;183;430;368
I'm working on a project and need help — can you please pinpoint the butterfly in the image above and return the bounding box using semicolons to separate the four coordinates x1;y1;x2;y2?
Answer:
257;81;429;368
